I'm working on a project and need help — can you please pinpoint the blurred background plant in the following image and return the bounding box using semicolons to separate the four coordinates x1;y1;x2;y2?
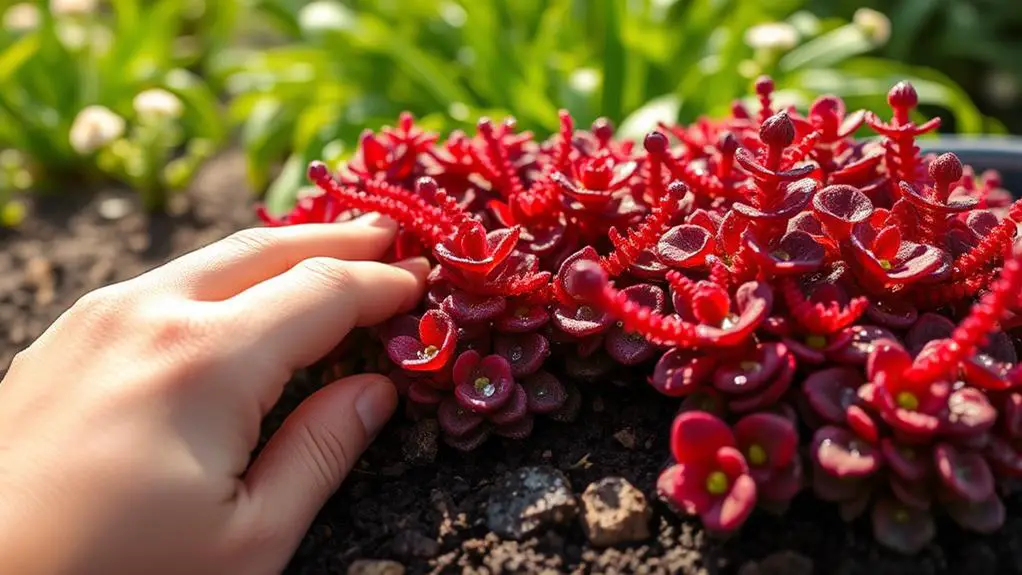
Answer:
222;0;1005;216
809;0;1022;134
0;0;226;214
0;0;1019;223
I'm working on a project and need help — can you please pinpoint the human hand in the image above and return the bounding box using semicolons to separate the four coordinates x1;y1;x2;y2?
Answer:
0;215;428;575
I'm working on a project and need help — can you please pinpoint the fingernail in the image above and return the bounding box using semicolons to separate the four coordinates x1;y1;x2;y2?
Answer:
355;379;397;438
392;256;432;277
351;212;397;229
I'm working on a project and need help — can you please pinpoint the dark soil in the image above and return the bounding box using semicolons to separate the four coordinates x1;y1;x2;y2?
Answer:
2;152;1022;575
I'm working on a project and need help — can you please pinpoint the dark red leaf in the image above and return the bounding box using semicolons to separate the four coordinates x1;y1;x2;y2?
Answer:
941;387;997;437
743;230;825;276
946;493;1006;534
385;309;458;371
438;397;485;437
880;439;930;482
452;351;515;413
872;497;936;555
811;425;882;478
657;463;712;517
493;332;550;378
670;411;736;465
443;423;492;451
521;371;567;414
496;301;550;333
803;367;865;424
829;325;899;365
728;351;797;413
488;384;529;426
651;349;717;396
734;412;798;469
934;443;995;503
552;302;613;337
713;342;786;395
493;414;534;439
442;291;507;324
657;225;716;268
890;474;933;510
701;472;757;533
813;184;873;239
905;313;956;357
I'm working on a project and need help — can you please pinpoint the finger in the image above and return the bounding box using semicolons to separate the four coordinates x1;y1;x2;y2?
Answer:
237;374;397;559
226;256;430;374
143;214;399;300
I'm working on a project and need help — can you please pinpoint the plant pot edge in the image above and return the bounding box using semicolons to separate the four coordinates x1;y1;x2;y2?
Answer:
919;135;1022;191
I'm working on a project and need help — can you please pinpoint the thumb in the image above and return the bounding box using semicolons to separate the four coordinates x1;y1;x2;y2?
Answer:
238;373;397;558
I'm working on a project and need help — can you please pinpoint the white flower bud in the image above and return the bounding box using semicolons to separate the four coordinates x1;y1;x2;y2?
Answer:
853;8;891;45
744;22;799;51
3;3;39;32
69;105;125;155
49;0;97;16
133;89;184;119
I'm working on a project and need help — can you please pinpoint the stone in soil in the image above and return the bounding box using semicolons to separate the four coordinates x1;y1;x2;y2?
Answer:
580;476;652;547
613;428;637;450
392;530;440;559
486;466;578;540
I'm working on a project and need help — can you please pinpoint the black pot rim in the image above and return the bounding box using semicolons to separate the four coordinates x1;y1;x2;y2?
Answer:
917;136;1022;181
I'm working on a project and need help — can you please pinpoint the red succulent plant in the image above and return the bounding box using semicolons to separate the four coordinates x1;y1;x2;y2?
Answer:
256;79;1022;555
657;411;757;534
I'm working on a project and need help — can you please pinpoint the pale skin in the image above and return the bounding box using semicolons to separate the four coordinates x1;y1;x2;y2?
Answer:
0;214;429;575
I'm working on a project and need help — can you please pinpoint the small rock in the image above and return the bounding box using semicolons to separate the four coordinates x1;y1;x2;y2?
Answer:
402;419;439;465
742;551;813;575
24;256;55;306
97;197;132;220
24;256;52;285
127;232;149;253
347;559;406;575
613;428;637;450
392;530;439;559
88;259;115;285
8;322;27;346
486;466;578;540
579;476;652;547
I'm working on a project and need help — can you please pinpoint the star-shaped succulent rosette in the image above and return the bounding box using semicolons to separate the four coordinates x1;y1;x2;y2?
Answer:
257;78;1022;554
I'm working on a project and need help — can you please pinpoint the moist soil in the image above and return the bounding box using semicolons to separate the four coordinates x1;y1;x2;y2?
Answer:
2;151;1021;575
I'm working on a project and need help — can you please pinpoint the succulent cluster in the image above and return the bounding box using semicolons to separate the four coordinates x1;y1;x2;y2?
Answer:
257;78;1022;554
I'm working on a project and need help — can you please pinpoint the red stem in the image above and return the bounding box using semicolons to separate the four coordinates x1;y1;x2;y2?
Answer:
952;198;1022;280
595;283;700;347
601;199;676;277
906;250;1022;383
479;123;526;199
780;278;867;334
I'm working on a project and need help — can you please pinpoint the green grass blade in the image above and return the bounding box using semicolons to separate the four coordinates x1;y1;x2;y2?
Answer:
600;0;625;121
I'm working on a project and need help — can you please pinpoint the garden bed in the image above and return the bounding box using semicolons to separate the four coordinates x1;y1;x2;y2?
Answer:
1;152;1021;575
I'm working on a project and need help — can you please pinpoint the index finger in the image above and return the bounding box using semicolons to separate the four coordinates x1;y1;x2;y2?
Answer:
224;256;431;384
141;214;400;301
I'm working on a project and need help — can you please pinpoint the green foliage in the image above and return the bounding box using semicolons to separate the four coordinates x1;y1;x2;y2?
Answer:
0;0;226;212
226;0;1000;217
0;0;1008;222
809;0;1022;132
